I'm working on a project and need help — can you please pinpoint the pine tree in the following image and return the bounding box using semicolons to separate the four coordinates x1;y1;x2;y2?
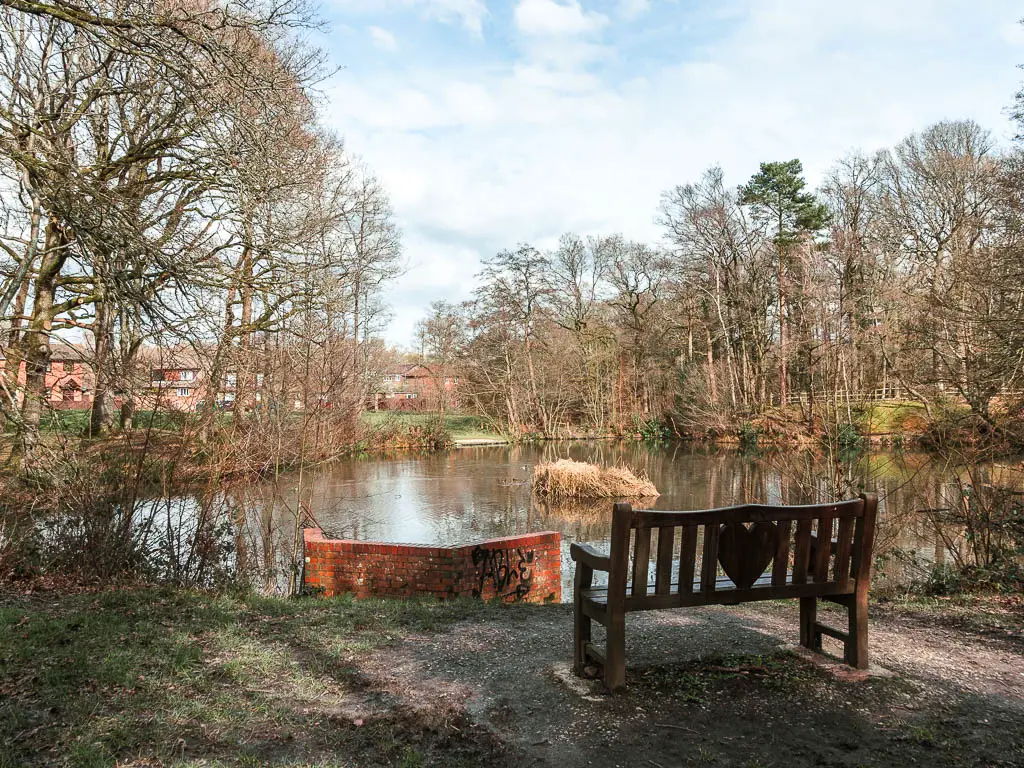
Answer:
739;160;829;406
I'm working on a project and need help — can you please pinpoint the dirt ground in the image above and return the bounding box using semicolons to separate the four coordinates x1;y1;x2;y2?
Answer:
344;597;1024;768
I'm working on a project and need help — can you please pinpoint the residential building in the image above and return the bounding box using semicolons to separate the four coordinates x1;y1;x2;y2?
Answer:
0;337;93;410
373;363;460;410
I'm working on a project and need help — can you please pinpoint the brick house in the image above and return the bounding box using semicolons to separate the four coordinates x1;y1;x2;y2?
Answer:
0;337;93;410
145;346;207;411
143;346;267;413
374;363;460;410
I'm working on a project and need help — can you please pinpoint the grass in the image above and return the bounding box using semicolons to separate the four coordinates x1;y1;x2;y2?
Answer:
361;412;506;444
0;587;503;767
854;401;928;436
9;410;498;446
876;591;1024;637
9;409;224;435
532;458;659;499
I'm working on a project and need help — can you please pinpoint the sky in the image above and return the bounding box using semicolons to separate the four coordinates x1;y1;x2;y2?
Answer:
316;0;1024;347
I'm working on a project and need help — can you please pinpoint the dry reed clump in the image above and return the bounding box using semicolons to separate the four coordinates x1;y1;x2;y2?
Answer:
532;459;659;500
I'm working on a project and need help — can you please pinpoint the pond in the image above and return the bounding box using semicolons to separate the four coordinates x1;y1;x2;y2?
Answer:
200;442;1011;599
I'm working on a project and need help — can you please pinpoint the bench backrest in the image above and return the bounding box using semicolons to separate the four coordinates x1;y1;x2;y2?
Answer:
607;493;878;610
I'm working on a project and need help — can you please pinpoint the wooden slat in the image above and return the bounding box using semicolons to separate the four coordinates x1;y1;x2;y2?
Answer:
700;523;720;593
583;642;606;665
792;519;812;584
814;622;850;643
630;498;865;528
580;573;857;612
654;526;675;596
678;524;698;595
813;517;834;582
772;519;792;586
834;516;855;590
631;525;652;598
625;580;850;611
581;599;608;623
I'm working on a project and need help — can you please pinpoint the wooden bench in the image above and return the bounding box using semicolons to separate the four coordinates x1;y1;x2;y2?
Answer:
570;493;878;691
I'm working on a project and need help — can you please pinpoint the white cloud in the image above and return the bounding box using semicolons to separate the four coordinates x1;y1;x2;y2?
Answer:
514;0;609;37
330;0;488;37
369;26;399;52
1000;20;1024;46
616;0;649;20
416;0;488;36
323;0;1024;344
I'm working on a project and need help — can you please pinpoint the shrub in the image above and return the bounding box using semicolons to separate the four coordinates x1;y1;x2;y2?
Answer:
924;467;1024;592
739;422;759;449
835;422;863;450
633;416;671;442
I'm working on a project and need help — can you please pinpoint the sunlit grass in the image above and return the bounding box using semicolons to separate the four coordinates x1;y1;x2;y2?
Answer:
361;411;506;442
0;587;502;766
855;401;929;435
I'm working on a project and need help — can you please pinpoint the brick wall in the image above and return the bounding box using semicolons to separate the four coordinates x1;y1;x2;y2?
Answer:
303;529;561;603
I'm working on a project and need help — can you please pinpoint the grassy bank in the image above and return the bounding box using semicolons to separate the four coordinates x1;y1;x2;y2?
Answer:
0;587;504;767
361;412;506;444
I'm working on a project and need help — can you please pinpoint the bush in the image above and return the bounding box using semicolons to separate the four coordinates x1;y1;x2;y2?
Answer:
925;469;1024;592
738;422;759;449
835;422;863;450
633;416;670;442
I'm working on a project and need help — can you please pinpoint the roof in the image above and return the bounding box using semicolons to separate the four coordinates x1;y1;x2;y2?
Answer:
50;337;91;362
383;363;420;376
0;335;90;363
136;344;206;370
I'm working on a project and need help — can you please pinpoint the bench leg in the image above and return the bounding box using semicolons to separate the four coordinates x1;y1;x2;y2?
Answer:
572;566;593;676
573;600;591;676
845;590;869;669
799;597;821;650
605;614;626;693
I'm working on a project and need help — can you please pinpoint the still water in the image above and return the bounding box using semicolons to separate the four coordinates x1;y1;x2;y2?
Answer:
235;442;990;598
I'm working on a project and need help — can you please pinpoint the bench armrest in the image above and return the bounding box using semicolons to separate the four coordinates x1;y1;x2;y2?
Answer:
570;542;611;572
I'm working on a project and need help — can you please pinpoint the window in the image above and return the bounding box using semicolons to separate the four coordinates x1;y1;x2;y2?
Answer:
177;387;191;397
181;370;195;382
225;373;237;387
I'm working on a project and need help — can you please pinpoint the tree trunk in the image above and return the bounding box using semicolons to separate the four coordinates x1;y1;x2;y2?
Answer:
10;220;68;470
89;291;118;436
777;210;788;406
706;326;717;404
1;274;31;417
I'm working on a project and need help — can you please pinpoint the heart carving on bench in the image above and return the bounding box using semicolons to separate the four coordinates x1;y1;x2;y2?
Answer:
717;521;779;589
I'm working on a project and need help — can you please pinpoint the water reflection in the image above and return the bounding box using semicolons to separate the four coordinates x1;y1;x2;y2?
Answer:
168;443;1022;598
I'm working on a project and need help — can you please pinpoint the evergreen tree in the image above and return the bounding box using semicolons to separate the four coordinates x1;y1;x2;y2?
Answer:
739;160;829;405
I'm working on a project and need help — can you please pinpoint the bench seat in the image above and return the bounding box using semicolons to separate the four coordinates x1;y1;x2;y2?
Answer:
580;573;855;612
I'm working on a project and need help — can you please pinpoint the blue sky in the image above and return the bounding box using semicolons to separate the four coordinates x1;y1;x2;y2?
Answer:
316;0;1024;346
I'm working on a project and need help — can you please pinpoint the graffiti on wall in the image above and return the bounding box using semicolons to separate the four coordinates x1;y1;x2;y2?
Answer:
471;546;535;601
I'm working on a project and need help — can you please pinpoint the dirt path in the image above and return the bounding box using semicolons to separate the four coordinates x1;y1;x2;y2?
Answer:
349;600;1024;767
